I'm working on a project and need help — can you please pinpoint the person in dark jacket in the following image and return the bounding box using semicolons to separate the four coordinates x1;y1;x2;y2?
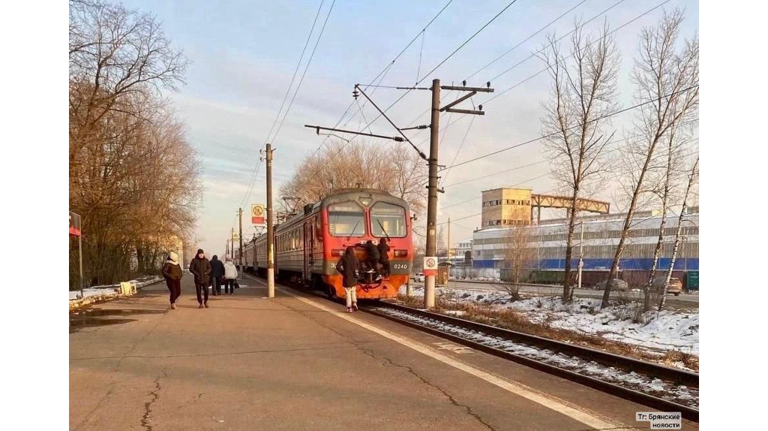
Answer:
377;238;391;277
335;246;359;312
162;252;182;309
189;249;212;308
361;240;380;278
210;255;225;296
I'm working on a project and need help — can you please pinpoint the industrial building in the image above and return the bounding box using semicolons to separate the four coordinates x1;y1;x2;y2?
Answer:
449;188;699;287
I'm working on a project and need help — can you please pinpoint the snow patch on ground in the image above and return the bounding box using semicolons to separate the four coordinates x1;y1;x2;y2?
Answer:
398;285;699;356
69;276;163;301
378;308;698;409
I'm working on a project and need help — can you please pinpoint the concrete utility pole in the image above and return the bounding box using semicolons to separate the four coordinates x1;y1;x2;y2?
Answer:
238;207;244;272
424;80;493;309
265;143;275;298
231;228;235;260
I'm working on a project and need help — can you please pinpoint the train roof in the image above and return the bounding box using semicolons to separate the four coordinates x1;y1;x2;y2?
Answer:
325;188;395;196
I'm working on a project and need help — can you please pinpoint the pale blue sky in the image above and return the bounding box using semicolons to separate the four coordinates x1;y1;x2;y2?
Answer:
119;0;699;255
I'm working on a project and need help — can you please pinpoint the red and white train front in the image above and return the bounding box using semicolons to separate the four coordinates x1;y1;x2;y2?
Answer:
319;190;413;299
247;189;413;301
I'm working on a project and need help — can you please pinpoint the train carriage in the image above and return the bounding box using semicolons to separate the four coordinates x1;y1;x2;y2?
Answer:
251;188;413;300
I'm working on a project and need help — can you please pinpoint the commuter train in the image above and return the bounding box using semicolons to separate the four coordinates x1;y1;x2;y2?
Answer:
236;188;413;300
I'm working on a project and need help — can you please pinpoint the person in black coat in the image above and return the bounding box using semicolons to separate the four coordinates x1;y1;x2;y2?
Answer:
360;240;380;275
189;249;212;308
377;238;390;277
210;255;225;296
335;246;359;312
162;252;182;309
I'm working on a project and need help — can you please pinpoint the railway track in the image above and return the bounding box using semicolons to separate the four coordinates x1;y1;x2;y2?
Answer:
363;301;699;422
247;274;699;422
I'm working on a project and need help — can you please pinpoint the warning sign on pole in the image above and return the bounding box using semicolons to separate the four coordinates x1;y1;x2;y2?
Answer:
424;256;438;276
69;211;81;236
251;204;265;225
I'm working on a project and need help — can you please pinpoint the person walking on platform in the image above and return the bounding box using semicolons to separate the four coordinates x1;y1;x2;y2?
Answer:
335;246;359;312
189;249;212;308
224;257;238;295
162;252;182;309
210;255;225;296
377;238;390;277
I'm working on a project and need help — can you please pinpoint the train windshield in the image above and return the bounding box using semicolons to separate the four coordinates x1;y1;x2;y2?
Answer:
328;202;366;237
370;202;407;238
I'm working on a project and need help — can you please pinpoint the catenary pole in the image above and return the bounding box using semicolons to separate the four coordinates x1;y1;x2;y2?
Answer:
425;79;441;309
266;143;275;298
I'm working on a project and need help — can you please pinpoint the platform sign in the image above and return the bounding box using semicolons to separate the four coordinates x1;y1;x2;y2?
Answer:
251;204;265;225
232;233;239;241
69;211;81;236
424;256;438;276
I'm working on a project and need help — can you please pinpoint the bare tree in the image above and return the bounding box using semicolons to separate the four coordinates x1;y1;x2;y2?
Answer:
69;0;199;287
502;226;535;301
280;140;427;214
602;10;699;308
436;225;447;258
539;21;620;303
71;91;200;283
69;0;188;166
658;157;698;310
643;125;696;310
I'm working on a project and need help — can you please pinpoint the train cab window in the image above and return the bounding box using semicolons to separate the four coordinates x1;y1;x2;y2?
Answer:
370;202;407;238
328;202;366;237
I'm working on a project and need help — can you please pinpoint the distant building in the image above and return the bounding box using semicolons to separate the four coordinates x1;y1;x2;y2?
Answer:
480;187;610;228
441;238;473;266
471;210;699;279
481;188;533;227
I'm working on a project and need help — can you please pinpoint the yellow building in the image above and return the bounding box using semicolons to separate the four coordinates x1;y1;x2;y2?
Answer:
481;188;533;228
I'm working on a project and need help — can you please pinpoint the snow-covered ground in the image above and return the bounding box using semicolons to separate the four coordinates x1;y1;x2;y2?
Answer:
69;288;116;301
69;276;163;301
377;307;698;408
452;276;501;283
399;285;699;357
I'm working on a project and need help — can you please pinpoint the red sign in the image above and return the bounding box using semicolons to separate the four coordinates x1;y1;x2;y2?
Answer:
69;212;82;237
423;256;438;276
251;204;265;225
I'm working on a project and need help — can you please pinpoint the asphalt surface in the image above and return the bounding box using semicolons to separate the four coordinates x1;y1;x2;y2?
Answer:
70;274;698;430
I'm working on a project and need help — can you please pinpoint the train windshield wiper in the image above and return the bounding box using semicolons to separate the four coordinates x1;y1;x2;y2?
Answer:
377;219;390;240
346;219;361;240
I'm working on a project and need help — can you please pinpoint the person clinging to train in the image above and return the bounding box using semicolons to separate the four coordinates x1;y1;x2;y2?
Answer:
377;238;390;277
359;240;381;280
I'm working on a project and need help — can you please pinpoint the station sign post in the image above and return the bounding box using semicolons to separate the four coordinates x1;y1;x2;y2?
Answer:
69;211;84;299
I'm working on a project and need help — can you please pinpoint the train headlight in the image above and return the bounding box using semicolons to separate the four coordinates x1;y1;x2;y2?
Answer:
394;249;408;258
331;249;345;257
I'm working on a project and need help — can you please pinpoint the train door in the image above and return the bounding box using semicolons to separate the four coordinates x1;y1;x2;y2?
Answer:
303;221;311;282
309;218;316;269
